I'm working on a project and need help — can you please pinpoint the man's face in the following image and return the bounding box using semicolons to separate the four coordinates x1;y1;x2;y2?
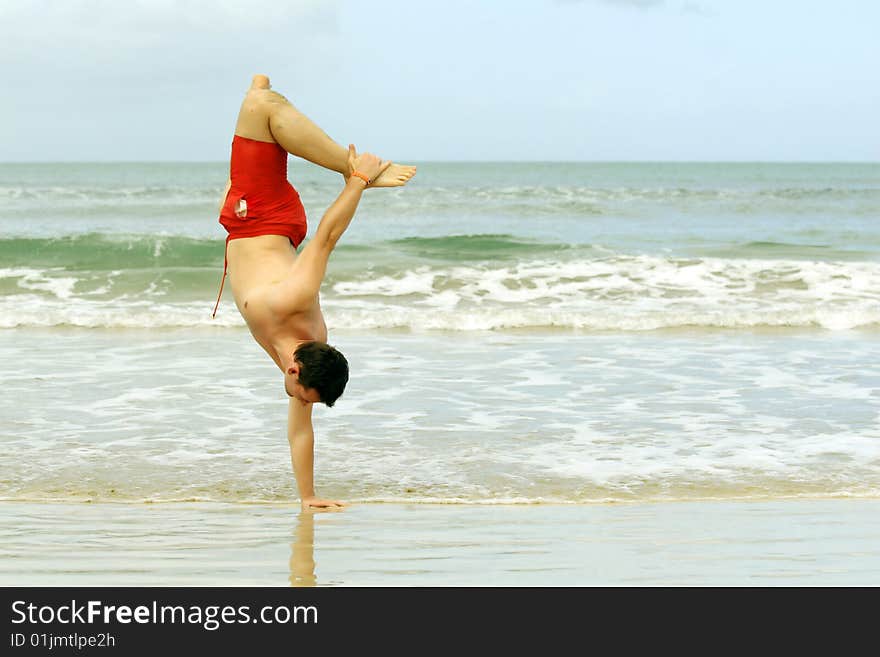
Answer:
285;365;322;406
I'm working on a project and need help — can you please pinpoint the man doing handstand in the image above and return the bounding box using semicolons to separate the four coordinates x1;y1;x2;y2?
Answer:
214;74;416;509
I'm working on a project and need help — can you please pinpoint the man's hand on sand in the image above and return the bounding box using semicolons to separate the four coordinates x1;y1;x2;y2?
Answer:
301;496;347;510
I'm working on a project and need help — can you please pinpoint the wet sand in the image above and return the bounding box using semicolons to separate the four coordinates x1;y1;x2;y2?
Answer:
1;500;878;586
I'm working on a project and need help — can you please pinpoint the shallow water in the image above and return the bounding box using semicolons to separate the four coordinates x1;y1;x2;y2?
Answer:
1;327;878;505
2;500;878;586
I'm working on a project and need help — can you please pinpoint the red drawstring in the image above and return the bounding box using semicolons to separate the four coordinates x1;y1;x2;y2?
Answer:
212;239;229;319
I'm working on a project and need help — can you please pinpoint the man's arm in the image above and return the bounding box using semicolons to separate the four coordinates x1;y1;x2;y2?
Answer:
270;147;390;311
290;175;368;302
287;399;345;509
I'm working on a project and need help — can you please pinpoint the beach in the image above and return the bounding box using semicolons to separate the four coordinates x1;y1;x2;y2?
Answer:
2;499;878;586
1;161;879;586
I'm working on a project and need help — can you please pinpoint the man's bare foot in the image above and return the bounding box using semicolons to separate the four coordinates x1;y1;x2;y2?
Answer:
251;74;271;90
371;163;417;188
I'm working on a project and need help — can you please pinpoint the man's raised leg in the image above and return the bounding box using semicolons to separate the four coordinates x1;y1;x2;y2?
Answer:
267;96;350;174
263;82;416;187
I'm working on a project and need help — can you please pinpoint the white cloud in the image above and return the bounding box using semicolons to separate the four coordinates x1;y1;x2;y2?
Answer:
603;0;664;6
2;0;336;36
1;0;339;71
555;0;665;8
1;1;344;109
0;0;344;161
680;1;715;16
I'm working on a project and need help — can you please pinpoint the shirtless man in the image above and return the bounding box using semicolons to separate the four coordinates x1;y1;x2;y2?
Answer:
214;74;416;509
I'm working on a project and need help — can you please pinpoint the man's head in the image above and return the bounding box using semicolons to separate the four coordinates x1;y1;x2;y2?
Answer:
284;341;349;407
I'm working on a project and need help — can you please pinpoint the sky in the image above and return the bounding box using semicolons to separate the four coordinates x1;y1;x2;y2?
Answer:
1;0;878;162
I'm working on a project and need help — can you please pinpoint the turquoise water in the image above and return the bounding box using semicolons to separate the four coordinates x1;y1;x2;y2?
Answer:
1;162;878;330
0;162;878;503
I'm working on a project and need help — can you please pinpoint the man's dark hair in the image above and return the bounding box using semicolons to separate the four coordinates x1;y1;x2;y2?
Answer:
294;341;349;407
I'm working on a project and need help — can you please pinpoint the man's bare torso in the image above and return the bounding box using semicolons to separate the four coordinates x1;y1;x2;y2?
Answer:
226;236;327;368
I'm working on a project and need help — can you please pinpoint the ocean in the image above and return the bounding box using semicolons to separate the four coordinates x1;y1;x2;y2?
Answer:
1;161;879;506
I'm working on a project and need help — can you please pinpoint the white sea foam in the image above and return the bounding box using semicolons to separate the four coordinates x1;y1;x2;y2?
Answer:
2;255;879;330
0;296;245;328
328;256;880;330
1;267;79;299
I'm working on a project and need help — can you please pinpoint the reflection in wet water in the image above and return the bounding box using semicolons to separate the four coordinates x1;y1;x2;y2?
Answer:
289;511;317;587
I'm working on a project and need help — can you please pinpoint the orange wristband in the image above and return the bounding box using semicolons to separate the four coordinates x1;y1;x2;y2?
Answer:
350;171;371;186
